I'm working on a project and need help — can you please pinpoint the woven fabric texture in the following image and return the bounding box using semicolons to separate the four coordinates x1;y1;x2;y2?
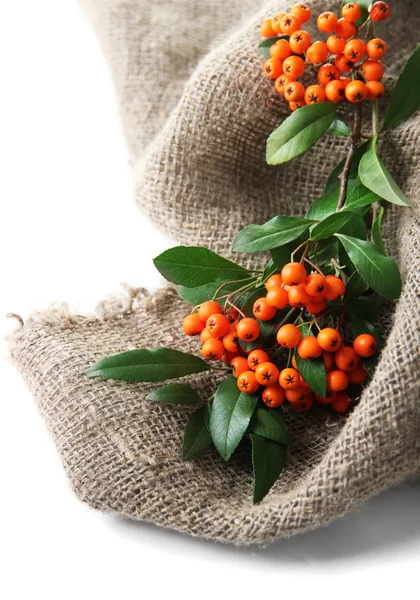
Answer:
9;0;420;545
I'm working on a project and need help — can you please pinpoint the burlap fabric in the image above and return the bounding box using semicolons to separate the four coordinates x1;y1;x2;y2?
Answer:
9;0;420;545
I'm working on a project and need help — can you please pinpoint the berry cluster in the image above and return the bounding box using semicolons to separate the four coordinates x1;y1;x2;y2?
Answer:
260;2;390;111
182;262;377;415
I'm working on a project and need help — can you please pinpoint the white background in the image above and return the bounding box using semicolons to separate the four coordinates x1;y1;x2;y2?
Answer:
1;2;420;599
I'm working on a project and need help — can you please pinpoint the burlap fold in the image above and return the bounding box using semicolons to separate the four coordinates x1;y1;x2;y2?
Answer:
9;0;420;545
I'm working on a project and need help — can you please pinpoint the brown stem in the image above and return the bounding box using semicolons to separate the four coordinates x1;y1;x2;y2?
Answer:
336;103;362;212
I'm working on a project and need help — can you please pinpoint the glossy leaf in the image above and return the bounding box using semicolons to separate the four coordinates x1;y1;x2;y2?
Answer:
371;206;386;255
182;404;212;460
383;45;420;130
266;103;336;165
344;180;382;210
270;245;292;270
305;190;339;220
209;376;258;461
232;216;314;253
338;210;366;239
258;35;288;58
294;351;327;398
359;137;411;207
336;234;401;300
153;246;249;287
311;210;356;241
324;141;369;195
326;119;351;137
309;238;339;266
343;271;369;303
87;348;210;382
176;280;241;305
147;383;201;405
250;434;288;504
250;407;290;446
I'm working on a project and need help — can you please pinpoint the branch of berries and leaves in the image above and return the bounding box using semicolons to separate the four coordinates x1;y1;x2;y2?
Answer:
88;2;420;505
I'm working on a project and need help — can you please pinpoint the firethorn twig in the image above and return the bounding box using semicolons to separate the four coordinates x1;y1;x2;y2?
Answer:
336;103;362;211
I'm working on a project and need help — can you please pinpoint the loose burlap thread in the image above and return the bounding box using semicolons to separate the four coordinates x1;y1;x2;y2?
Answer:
9;0;420;545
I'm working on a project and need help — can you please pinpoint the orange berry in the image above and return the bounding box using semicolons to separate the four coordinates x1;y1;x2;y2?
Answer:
342;3;361;23
340;75;352;86
334;52;355;72
306;41;329;64
280;13;302;35
279;367;301;390
345;80;367;103
270;39;292;61
260;18;276;38
299;375;311;393
335;346;360;371
289;30;312;54
281;262;307;286
370;2;391;22
291;355;298;370
222;331;240;353
202;338;224;361
317;328;343;352
266;287;289;309
288;284;312;308
336;17;357;39
272;12;287;34
353;334;377;357
182;314;205;336
292;395;314;412
284;81;306;102
237;371;260;394
366;38;387;60
325;79;348;102
327;369;349;392
236;318;260;342
198;300;222;323
324;275;346;300
323;351;335;372
226;307;239;326
255;362;280;386
327;35;346;55
297;336;323;359
285;387;308;403
347;364;368;384
221;351;238;365
262;385;285;408
283;55;305;79
265;274;283;290
318;63;341;86
291;3;311;24
253;297;277;321
306;299;328;315
289;100;306;111
274;75;291;95
277;324;301;348
304;273;327;298
200;327;213;344
317;11;338;33
231;356;249;378
315;390;336;405
331;391;352;413
344;38;366;63
263;58;283;79
305;84;326;104
366;80;385;100
247;349;270;371
362;59;384;81
206;313;230;338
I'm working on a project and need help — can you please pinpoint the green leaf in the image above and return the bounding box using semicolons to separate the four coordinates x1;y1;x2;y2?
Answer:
146;383;201;405
232;216;314;253
262;259;277;281
270;245;292;270
343;271;369;303
153;246;249;287
87;348;210;382
294;352;327;398
310;210;357;241
326;119;351;137
383;45;420;130
336;234;401;300
324;141;369;195
209;376;259;461
175;280;240;306
250;407;290;445
266;103;337;165
371;206;386;255
344;180;382;210
309;238;339;266
250;434;288;504
182;404;212;460
305;190;339;220
359;137;411;207
347;316;384;349
338;210;367;239
258;35;288;58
